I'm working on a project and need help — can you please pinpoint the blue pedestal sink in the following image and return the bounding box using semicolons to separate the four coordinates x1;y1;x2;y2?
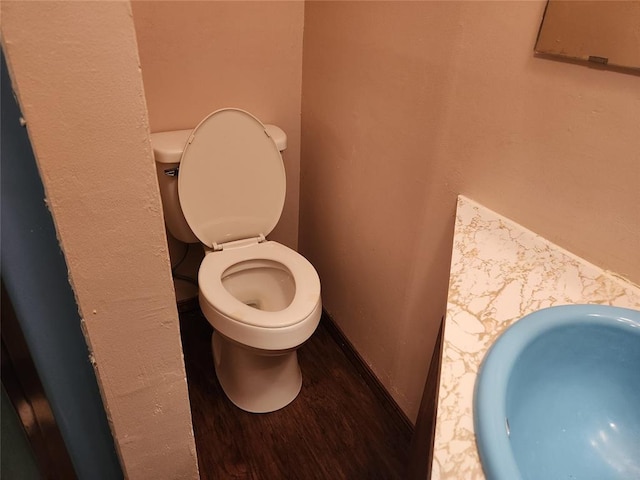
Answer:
474;305;640;480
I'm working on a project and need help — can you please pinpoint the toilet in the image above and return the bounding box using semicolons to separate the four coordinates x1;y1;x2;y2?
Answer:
151;108;322;413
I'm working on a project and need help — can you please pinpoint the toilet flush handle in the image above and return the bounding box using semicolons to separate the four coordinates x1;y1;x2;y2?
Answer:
164;167;179;177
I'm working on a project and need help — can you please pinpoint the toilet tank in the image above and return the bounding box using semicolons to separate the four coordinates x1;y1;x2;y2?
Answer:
151;124;287;244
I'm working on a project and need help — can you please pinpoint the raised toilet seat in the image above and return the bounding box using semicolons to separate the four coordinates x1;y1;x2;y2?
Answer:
198;240;322;351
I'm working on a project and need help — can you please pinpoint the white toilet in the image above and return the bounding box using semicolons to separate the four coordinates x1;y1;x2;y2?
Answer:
151;108;322;413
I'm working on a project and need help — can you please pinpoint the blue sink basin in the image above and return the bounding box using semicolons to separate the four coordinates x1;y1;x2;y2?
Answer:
474;305;640;480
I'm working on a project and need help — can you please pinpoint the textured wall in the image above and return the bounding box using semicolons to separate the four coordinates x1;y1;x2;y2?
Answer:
300;1;640;421
1;2;199;478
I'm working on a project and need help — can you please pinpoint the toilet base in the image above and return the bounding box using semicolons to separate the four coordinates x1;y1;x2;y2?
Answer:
212;331;302;413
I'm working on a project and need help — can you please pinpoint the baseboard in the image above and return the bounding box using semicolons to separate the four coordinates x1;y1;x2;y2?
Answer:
320;310;414;437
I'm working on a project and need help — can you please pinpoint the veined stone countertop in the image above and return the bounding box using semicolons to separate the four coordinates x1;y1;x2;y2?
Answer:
431;196;640;479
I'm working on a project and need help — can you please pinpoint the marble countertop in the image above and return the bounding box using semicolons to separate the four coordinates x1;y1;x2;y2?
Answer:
431;196;640;479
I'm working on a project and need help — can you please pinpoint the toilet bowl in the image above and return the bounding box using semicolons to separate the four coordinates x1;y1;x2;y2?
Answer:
201;240;321;412
151;108;321;413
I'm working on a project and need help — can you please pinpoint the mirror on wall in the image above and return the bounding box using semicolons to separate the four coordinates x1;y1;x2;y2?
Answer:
535;0;640;72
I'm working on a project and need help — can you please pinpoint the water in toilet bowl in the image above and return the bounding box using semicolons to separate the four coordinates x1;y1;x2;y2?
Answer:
221;259;295;312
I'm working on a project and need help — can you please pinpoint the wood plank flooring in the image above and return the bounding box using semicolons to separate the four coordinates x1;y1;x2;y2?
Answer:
179;309;412;480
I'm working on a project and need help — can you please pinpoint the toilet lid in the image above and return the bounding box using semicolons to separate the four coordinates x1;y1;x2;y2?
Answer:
178;108;286;247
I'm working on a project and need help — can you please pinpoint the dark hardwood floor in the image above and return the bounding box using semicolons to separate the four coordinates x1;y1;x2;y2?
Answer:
179;308;412;480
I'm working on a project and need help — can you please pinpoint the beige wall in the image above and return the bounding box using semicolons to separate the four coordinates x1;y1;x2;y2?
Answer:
1;2;199;478
131;0;305;249
300;1;640;421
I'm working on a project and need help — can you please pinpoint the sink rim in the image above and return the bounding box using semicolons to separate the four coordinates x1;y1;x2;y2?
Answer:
473;304;640;480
